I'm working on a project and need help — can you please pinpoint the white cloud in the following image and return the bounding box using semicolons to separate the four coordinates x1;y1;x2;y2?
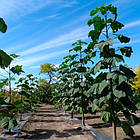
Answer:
29;65;40;69
18;26;89;56
35;13;61;22
58;0;78;8
14;49;68;67
0;0;77;20
125;20;140;29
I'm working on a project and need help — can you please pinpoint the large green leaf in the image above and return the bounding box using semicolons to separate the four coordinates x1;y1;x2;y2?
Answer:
120;65;136;78
113;89;126;98
110;21;124;33
89;61;102;74
94;72;107;84
0;50;12;68
101;111;111;123
118;35;130;43
120;47;132;57
98;80;108;94
123;110;139;125
118;74;127;85
0;18;7;33
11;65;24;75
87;83;99;95
121;121;135;137
10;53;20;58
94;39;113;52
91;16;105;31
0;116;17;130
90;7;100;16
73;46;82;52
88;30;100;41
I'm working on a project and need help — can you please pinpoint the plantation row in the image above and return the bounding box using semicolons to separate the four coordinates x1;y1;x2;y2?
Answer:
0;4;140;140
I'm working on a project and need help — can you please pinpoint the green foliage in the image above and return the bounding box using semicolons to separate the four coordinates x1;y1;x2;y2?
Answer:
0;50;12;68
36;78;52;103
55;40;94;125
11;65;24;75
0;18;7;33
0;116;17;131
121;122;135;137
87;4;138;138
16;74;39;109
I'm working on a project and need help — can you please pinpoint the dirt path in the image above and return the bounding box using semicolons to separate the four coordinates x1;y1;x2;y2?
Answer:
18;104;93;140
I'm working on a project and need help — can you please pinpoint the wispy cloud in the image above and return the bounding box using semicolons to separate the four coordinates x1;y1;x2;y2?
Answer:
35;13;61;22
18;26;89;56
14;49;68;67
58;0;78;8
125;20;140;29
0;0;77;20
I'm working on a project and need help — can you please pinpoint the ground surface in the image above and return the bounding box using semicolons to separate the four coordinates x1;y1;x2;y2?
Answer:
18;104;93;140
74;113;140;140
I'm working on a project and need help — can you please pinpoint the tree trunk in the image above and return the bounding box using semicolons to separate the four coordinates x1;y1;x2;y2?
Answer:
9;65;12;103
112;121;117;140
82;110;85;126
71;111;73;119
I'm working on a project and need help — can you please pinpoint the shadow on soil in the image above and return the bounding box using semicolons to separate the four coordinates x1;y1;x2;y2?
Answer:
123;136;140;140
18;128;84;139
29;119;65;123
76;115;100;120
36;113;64;117
90;122;111;128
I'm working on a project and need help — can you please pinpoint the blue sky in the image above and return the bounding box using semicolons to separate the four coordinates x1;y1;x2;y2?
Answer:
0;0;140;77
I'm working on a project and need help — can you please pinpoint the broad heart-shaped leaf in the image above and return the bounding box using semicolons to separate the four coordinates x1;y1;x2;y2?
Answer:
88;30;100;42
120;47;132;57
87;83;99;95
118;35;130;43
111;54;124;67
121;121;135;137
101;111;111;123
89;61;102;74
0;50;12;68
90;7;100;16
110;21;124;33
93;72;107;84
120;65;136;79
123;110;139;125
11;65;24;75
108;4;117;15
113;89;126;98
73;45;82;52
0;116;17;130
0;18;7;33
94;39;113;52
98;80;109;94
118;74;127;85
90;15;105;31
10;53;20;59
77;66;86;72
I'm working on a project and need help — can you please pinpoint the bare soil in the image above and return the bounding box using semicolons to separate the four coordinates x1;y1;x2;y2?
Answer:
17;104;94;140
74;113;140;140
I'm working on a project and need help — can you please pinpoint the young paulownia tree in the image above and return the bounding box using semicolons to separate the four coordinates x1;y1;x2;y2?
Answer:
87;4;139;140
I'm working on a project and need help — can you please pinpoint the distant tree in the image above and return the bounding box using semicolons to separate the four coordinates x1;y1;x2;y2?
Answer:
132;65;140;94
39;63;57;103
40;63;57;84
